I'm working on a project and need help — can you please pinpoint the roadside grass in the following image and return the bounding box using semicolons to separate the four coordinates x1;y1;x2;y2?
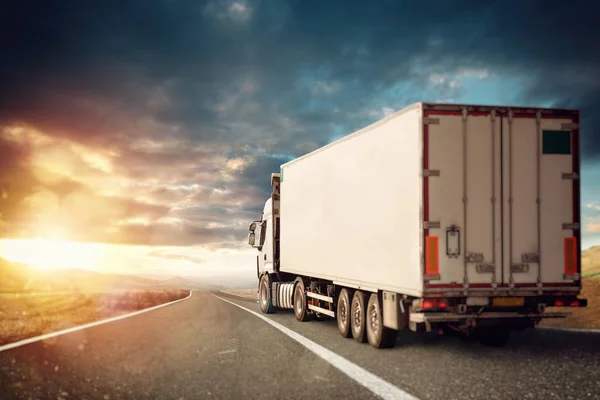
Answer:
0;289;190;346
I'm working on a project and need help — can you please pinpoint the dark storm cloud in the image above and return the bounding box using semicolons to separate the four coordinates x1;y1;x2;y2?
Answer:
1;0;598;246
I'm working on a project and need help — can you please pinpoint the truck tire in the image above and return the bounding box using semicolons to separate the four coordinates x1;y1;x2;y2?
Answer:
351;291;367;343
366;293;398;349
293;278;312;322
479;327;510;347
337;288;353;338
259;274;275;314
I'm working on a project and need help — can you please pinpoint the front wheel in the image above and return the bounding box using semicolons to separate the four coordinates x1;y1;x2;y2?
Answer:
366;293;398;349
259;274;275;314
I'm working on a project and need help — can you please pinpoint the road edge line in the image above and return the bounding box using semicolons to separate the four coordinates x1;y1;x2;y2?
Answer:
209;292;420;400
537;326;600;334
0;290;194;353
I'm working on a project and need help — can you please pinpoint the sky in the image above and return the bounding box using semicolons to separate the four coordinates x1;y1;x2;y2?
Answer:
1;0;600;282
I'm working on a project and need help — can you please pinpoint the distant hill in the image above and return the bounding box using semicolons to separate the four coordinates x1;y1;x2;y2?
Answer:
582;247;600;278
0;258;203;293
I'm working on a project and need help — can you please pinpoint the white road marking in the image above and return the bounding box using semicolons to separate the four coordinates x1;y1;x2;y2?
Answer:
218;349;237;355
211;293;420;400
538;326;600;334
0;290;194;353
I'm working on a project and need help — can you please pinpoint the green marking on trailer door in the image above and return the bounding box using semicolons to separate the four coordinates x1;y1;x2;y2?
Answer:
280;167;284;182
543;130;571;155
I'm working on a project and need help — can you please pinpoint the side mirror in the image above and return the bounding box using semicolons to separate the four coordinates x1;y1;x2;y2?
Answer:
248;232;256;246
249;222;257;232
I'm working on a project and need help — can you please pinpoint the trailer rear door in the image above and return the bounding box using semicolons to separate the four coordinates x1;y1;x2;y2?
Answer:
502;111;580;290
423;105;580;293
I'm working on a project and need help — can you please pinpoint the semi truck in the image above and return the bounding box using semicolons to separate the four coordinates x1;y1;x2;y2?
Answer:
247;102;587;348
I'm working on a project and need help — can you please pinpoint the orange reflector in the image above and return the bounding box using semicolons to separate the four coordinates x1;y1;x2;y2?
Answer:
564;237;578;275
425;236;439;275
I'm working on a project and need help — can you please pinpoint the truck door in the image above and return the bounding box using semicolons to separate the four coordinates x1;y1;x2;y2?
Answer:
502;111;580;290
424;108;502;290
423;106;580;292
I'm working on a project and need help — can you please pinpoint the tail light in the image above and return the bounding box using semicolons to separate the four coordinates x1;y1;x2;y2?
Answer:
570;300;580;307
420;298;449;309
554;300;565;307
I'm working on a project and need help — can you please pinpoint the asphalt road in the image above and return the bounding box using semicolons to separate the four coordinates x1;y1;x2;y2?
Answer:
1;290;599;400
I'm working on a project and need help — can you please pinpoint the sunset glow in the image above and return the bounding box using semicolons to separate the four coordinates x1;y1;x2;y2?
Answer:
0;238;106;271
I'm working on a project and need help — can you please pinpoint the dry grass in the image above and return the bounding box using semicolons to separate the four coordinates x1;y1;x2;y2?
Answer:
539;277;600;330
0;289;190;346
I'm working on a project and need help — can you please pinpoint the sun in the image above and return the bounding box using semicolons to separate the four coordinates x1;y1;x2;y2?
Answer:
0;237;105;271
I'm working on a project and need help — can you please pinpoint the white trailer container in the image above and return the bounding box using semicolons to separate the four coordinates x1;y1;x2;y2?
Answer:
248;102;587;349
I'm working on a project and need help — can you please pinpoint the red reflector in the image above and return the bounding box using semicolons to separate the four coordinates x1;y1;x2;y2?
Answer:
425;236;439;275
438;301;448;308
564;237;578;275
570;301;580;307
555;300;565;307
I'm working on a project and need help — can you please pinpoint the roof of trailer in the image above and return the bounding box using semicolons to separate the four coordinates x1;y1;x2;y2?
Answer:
421;102;579;117
281;102;579;169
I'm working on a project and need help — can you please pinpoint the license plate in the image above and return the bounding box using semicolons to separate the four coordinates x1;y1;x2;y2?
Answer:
492;297;525;307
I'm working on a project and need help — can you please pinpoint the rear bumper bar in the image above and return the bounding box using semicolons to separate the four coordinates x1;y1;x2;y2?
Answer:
410;311;570;323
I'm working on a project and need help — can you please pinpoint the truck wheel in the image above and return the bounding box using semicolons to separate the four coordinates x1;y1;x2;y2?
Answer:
293;279;312;322
479;328;510;347
259;274;275;314
337;288;353;338
366;293;398;349
351;291;367;343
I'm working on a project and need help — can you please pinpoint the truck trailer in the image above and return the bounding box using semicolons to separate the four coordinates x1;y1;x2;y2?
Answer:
247;102;587;348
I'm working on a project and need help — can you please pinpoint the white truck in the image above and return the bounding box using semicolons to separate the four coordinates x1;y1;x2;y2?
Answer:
248;102;587;348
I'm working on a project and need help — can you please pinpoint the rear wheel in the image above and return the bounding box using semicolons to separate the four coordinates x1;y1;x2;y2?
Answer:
351;291;367;343
293;279;312;322
366;293;398;349
337;288;352;338
259;274;274;314
479;327;510;347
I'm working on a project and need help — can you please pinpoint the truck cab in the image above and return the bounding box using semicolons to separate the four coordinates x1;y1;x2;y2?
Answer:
248;197;274;278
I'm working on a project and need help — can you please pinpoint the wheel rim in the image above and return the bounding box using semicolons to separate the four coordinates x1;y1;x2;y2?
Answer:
352;299;362;330
340;298;348;327
295;287;303;314
369;303;380;337
260;281;268;307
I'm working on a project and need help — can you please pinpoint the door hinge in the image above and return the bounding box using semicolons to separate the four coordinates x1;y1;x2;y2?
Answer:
563;273;581;280
476;263;495;273
563;222;580;230
423;169;440;177
423;117;440;125
465;253;484;263
561;122;579;130
423;221;440;229
511;264;530;273
522;253;539;263
562;172;579;180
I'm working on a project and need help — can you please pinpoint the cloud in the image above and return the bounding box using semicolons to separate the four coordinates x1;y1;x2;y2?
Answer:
1;0;599;250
